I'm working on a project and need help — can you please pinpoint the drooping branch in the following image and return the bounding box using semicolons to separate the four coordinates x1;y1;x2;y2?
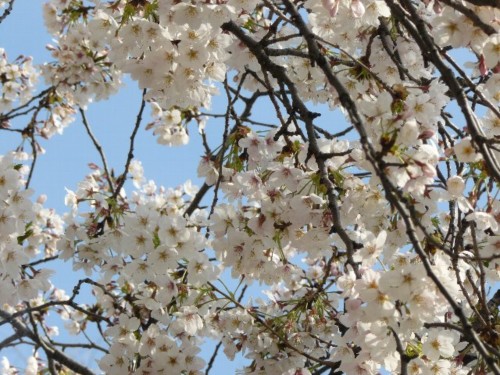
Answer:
463;0;500;8
385;0;500;182
0;309;97;375
270;3;500;372
438;0;497;35
222;20;361;279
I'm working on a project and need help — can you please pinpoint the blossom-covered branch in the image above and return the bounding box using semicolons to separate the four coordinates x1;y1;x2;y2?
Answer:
0;0;498;374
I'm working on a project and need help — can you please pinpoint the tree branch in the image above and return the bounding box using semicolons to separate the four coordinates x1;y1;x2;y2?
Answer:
0;309;96;375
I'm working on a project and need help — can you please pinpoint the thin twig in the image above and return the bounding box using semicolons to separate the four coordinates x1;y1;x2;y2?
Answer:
0;309;96;375
79;108;114;193
112;89;147;200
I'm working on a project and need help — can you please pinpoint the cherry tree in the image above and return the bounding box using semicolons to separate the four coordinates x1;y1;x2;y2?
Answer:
0;0;499;374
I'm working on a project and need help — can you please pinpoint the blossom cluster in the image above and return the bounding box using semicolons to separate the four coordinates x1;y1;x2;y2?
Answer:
0;49;38;113
202;126;499;374
0;0;499;374
0;154;63;305
56;164;220;373
42;0;233;113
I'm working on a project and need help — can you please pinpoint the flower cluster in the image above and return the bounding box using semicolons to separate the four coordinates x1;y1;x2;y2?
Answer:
42;5;123;108
0;154;62;306
148;105;189;146
0;0;499;374
0;49;39;113
430;6;500;70
42;0;235;116
57;165;220;373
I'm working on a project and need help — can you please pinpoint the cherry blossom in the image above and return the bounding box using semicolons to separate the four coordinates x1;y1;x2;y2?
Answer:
0;0;499;374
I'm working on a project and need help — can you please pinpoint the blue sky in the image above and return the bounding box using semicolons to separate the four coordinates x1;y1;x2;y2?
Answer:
0;1;247;373
4;2;484;374
0;1;233;212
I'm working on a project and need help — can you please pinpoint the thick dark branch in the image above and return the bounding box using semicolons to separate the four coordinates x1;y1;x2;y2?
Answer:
389;327;411;375
222;20;360;277
0;309;96;375
0;332;21;349
276;2;500;372
439;0;497;35
265;47;311;58
0;0;15;24
385;0;500;182
463;0;500;8
184;182;211;217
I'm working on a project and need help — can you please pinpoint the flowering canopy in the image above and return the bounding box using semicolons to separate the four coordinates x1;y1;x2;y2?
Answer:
0;0;499;374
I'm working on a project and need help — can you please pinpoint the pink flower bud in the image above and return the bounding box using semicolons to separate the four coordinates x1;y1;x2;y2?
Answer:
322;0;340;17
350;0;365;18
418;129;435;139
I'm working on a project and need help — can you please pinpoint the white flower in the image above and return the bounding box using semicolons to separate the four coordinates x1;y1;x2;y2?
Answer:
465;211;498;232
408;357;427;375
64;320;81;335
139;324;160;356
183;180;198;197
174;306;203;336
322;0;340;16
483;34;500;69
1;357;15;375
25;353;38;375
158;216;190;246
17;279;40;300
353;230;387;266
446;175;465;198
398;119;420;146
428;359;452;375
105;314;140;345
422;330;458;361
187;252;220;285
454;137;482;163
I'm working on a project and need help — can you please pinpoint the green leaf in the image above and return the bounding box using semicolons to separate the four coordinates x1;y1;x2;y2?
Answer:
121;3;136;26
153;232;161;248
144;0;158;19
17;222;34;244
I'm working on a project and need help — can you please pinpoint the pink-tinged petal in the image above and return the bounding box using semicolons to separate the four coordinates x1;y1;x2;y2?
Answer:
351;0;365;18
